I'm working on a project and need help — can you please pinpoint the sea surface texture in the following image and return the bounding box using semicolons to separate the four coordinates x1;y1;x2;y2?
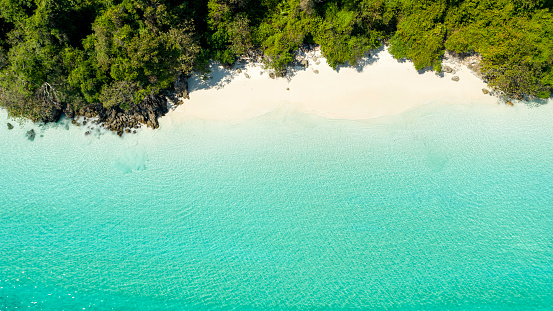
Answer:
1;102;553;310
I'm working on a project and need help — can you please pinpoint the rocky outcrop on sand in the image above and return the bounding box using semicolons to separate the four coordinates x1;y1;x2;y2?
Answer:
7;123;13;130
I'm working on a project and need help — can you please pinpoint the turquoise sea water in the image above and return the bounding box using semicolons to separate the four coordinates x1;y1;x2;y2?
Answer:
1;101;553;310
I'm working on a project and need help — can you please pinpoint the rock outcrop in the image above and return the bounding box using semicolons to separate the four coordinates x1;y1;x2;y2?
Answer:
26;129;35;141
442;66;454;74
91;95;169;135
7;123;13;130
38;100;65;123
31;93;171;136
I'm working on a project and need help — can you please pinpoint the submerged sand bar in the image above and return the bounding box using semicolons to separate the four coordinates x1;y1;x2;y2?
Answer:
166;47;499;122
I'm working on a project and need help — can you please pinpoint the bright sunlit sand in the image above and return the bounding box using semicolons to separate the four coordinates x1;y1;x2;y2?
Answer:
165;47;499;123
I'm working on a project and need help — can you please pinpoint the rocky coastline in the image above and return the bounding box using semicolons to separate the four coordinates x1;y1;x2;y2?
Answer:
5;45;513;140
12;78;190;139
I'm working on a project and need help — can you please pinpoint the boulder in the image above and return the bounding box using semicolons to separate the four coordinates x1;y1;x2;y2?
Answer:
85;131;90;136
63;105;75;119
26;129;35;141
451;76;460;82
244;73;250;79
313;69;319;74
269;72;276;79
506;101;514;107
174;76;189;100
7;123;13;130
442;66;454;74
39;101;65;123
482;88;489;95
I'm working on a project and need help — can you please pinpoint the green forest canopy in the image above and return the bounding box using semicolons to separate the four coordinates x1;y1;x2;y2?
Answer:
1;0;552;121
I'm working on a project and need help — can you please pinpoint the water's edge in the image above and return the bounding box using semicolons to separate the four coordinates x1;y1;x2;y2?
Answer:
1;102;553;310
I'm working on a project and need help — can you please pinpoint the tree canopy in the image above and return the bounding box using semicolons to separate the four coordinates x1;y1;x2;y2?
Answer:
1;0;552;120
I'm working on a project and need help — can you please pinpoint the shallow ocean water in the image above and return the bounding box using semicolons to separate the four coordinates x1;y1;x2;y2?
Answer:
1;101;553;310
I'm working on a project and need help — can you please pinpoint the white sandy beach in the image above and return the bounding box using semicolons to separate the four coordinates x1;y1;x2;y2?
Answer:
164;47;499;123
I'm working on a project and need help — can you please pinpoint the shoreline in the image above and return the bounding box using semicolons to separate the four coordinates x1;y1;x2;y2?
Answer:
164;47;500;124
3;46;521;139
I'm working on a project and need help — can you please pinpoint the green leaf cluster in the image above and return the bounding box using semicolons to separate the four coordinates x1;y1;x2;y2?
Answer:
1;0;552;121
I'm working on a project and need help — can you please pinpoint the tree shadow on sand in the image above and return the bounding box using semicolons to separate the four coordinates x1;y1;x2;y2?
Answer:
187;45;409;91
334;45;385;73
187;62;241;93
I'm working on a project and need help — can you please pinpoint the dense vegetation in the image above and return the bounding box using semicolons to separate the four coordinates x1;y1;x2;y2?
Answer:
1;0;552;121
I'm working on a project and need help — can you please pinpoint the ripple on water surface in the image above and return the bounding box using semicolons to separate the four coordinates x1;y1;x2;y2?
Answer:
1;103;553;310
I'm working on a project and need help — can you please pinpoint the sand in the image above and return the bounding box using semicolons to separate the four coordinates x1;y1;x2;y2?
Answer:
163;47;499;123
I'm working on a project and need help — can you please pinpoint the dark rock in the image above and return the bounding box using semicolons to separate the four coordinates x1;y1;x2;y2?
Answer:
72;120;77;125
7;123;13;130
85;131;90;136
133;130;137;134
442;66;454;74
61;94;170;134
482;88;489;95
117;130;123;137
451;76;460;82
39;100;65;123
276;69;287;78
63;105;75;119
26;129;35;141
269;72;276;79
467;62;482;76
125;128;131;133
237;68;242;73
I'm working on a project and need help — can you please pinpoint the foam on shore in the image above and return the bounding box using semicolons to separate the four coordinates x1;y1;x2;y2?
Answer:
163;47;499;124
